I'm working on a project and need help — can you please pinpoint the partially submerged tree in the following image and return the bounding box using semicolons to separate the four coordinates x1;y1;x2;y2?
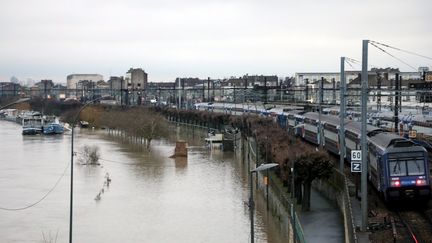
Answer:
79;145;101;165
100;107;169;150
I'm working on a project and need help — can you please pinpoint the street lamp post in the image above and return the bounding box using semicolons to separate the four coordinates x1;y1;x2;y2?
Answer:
249;163;279;243
69;96;108;243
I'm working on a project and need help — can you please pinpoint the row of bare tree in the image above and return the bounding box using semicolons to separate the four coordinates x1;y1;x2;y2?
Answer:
60;105;169;149
100;107;169;149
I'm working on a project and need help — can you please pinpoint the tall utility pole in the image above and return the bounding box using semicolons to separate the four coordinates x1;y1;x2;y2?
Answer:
399;76;402;112
394;73;399;133
389;74;393;111
377;73;382;111
182;79;185;109
178;78;182;109
339;57;346;172
318;77;324;148
243;76;247;103
173;83;176;107
120;77;124;106
305;79;309;102
212;79;215;101
202;79;205;102
332;78;336;104
264;77;268;103
361;40;369;231
233;85;236;103
207;77;210;102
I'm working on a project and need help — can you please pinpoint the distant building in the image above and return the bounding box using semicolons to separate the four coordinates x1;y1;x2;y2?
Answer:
67;74;104;90
418;67;429;73
244;75;278;87
107;76;124;90
34;79;54;98
175;78;205;89
96;80;109;89
295;71;360;86
147;82;175;89
0;82;21;97
295;68;423;86
370;68;421;81
125;68;148;90
221;75;278;88
52;84;67;100
222;77;246;87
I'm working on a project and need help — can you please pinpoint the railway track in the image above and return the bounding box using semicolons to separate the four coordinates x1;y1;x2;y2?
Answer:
394;209;432;243
347;174;432;243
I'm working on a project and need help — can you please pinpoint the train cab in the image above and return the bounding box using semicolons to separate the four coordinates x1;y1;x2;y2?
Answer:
369;134;431;201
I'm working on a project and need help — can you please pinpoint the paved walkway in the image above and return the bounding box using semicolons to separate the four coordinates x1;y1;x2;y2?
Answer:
350;194;371;242
298;188;344;243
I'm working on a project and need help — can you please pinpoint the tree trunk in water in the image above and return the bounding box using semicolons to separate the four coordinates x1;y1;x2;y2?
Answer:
146;138;152;150
295;180;302;204
302;180;312;211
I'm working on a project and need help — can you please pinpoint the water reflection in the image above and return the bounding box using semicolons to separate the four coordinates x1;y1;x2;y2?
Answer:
0;121;288;242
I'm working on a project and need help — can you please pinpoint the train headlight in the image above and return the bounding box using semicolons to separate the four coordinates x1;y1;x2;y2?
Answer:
416;179;427;186
391;180;401;187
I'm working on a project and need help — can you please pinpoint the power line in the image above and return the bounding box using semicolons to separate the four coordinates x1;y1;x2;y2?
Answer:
346;57;360;64
370;40;432;61
345;60;355;69
0;162;70;211
345;59;356;69
370;42;418;71
345;57;378;70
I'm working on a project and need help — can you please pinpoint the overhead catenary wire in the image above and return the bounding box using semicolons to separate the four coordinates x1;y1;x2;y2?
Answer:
370;42;418;71
0;162;70;211
345;57;378;70
346;57;360;64
370;40;432;61
345;59;356;69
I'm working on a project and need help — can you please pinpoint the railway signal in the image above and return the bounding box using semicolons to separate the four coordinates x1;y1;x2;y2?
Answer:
351;150;362;172
351;162;362;173
351;150;362;161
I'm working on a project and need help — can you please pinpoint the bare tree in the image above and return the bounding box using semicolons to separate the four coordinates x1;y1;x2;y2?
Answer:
78;145;101;165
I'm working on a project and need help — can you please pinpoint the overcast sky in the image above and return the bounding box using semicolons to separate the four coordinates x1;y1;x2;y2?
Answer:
0;0;431;83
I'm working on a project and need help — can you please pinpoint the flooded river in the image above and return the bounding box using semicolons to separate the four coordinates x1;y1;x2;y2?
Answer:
0;120;288;242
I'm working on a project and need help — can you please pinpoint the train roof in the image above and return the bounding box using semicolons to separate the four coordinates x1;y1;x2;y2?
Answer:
302;112;384;137
386;144;427;154
303;112;378;128
344;121;384;135
282;110;304;116
303;112;340;125
368;132;410;150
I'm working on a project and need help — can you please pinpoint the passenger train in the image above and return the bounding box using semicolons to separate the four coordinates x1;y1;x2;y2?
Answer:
195;102;431;202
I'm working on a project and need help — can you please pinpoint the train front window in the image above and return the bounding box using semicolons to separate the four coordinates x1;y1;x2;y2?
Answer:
406;159;425;176
388;156;426;176
390;161;406;176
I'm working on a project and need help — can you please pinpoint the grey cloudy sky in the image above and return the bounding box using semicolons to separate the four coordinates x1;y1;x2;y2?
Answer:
0;0;431;83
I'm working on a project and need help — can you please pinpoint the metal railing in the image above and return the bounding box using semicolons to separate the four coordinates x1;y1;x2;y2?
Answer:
248;138;306;243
